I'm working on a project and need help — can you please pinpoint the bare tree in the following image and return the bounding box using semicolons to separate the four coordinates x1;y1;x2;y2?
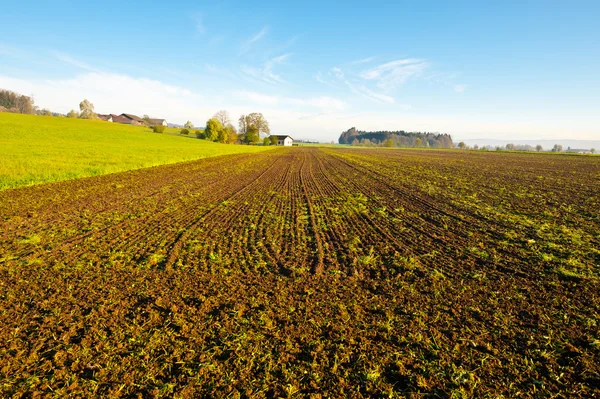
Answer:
213;110;231;127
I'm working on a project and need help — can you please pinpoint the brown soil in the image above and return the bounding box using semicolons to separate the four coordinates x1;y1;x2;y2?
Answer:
1;148;599;398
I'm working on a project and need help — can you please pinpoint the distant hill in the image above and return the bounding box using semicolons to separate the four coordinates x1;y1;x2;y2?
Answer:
339;127;453;148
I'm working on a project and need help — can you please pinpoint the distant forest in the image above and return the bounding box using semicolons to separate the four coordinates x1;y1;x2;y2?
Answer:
338;127;453;148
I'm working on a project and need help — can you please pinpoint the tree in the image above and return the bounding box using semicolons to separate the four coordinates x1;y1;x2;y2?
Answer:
224;124;238;144
415;138;422;147
263;137;271;146
270;135;278;146
204;118;223;141
458;142;466;149
536;144;543;152
67;109;79;118
245;126;260;144
195;130;205;139
238;114;249;136
384;139;393;148
184;120;194;129
506;143;516;151
473;144;479;150
79;99;96;119
351;139;360;146
213;110;231;127
38;108;53;116
217;125;229;143
552;144;563;152
591;148;596;154
143;114;151;125
247;113;270;136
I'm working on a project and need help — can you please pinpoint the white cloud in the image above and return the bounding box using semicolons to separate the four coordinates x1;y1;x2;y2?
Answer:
360;58;429;90
0;72;200;122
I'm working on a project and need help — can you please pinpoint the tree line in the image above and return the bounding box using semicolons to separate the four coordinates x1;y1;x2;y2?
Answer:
0;89;36;114
339;127;454;148
456;142;595;154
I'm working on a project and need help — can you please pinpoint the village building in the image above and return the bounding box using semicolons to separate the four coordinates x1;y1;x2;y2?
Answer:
148;118;168;126
272;135;294;146
96;114;113;122
110;114;135;125
118;113;146;126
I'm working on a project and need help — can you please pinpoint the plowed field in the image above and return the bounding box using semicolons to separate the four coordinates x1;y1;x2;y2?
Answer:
1;148;599;398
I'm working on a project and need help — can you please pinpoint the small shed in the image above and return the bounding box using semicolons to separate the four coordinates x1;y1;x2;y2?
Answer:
272;135;293;146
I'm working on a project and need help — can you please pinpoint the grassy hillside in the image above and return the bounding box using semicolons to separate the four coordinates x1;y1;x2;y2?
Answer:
0;113;270;189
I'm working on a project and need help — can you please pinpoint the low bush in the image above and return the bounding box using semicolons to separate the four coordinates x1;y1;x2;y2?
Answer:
153;125;166;133
180;128;190;135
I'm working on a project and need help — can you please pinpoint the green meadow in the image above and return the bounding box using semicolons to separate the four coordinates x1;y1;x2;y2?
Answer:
0;113;272;190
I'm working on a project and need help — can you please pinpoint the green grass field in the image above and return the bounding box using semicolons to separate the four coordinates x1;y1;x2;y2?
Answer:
0;113;271;189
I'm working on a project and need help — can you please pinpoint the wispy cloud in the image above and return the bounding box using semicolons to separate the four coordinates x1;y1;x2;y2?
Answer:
454;84;467;93
350;56;375;65
325;66;396;104
235;90;346;110
50;51;102;73
424;72;467;93
0;43;28;58
241;53;291;85
239;26;268;55
347;83;395;104
360;58;429;90
191;13;205;34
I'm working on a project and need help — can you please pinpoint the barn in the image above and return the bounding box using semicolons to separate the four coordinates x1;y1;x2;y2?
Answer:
272;135;293;146
119;113;146;126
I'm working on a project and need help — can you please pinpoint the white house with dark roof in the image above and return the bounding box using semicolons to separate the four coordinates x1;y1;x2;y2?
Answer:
271;135;293;146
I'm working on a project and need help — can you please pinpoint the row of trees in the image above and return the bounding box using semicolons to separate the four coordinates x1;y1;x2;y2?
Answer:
0;89;36;114
198;110;271;144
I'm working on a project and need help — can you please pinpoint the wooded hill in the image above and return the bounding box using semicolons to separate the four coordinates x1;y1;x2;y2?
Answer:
339;127;454;148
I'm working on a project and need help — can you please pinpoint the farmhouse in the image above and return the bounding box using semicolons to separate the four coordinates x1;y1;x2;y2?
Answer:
272;135;294;146
110;114;135;125
96;114;113;122
148;118;168;127
119;113;146;126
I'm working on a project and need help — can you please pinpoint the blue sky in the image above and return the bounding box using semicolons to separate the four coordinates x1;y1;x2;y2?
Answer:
1;0;599;141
